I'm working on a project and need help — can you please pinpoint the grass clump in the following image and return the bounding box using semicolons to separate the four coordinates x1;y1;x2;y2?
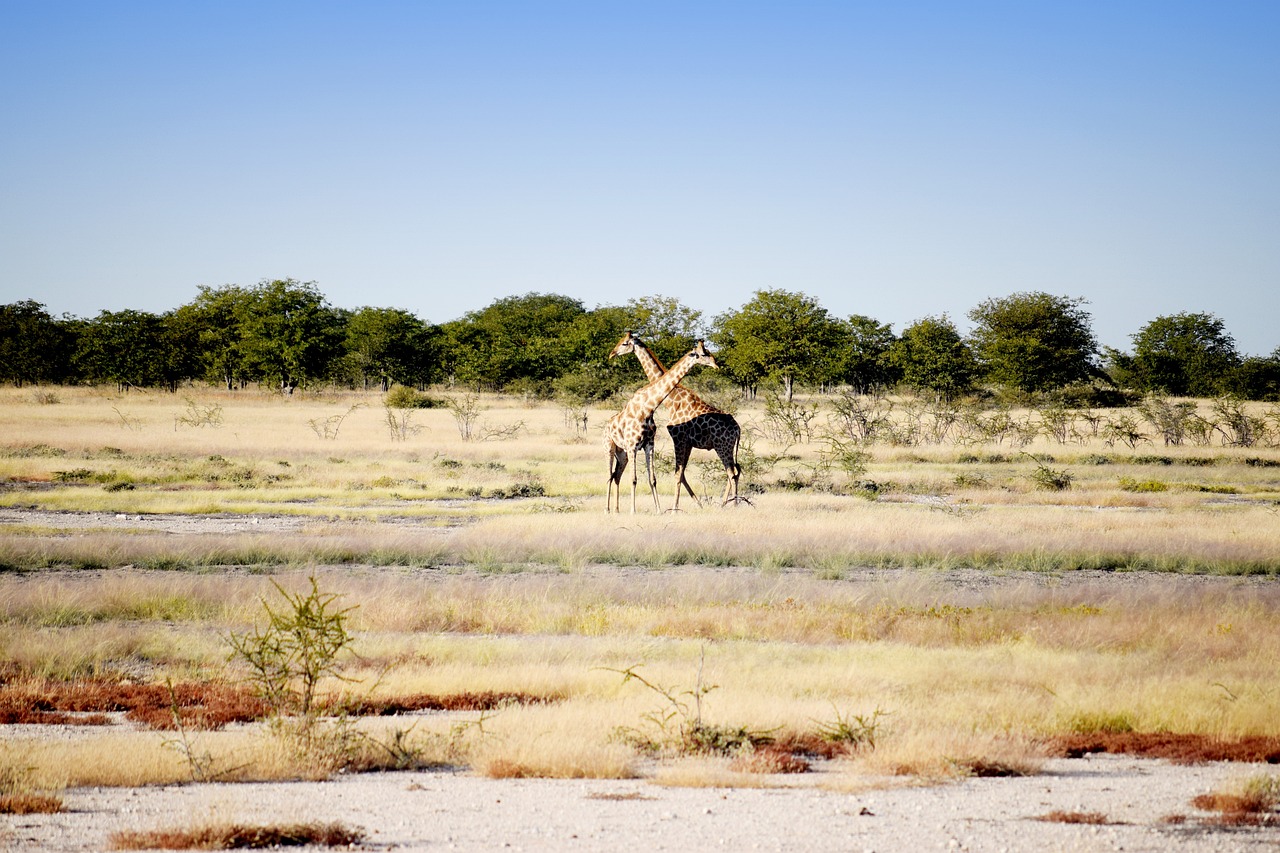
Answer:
110;821;364;850
0;792;64;814
0;756;63;814
1118;477;1168;493
1191;775;1280;826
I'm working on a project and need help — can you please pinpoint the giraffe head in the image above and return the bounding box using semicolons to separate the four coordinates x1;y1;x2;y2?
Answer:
608;331;642;360
683;340;718;371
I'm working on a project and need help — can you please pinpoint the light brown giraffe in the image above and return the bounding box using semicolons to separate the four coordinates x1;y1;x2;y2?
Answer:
605;340;719;513
610;331;742;509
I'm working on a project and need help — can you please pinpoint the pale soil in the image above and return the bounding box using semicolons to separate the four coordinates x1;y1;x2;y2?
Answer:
3;509;1280;850
4;756;1279;852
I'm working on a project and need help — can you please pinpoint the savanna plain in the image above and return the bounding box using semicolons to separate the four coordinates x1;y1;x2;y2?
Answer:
2;386;1280;851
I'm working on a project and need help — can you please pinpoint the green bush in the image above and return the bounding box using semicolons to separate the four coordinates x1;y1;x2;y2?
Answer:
384;386;442;409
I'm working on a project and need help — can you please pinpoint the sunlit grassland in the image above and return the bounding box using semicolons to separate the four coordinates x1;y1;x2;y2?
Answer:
2;499;1278;574
2;387;1280;786
3;387;1278;519
2;568;1279;786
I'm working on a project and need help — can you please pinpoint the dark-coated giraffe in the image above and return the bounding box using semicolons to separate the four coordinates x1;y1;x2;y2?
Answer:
604;340;719;513
609;331;742;509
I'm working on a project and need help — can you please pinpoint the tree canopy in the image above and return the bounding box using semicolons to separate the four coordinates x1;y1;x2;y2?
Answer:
887;315;977;400
967;292;1098;393
712;289;844;400
1;284;1275;401
1127;312;1240;397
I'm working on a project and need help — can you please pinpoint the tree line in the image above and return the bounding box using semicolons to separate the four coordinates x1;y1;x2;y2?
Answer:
2;280;1278;402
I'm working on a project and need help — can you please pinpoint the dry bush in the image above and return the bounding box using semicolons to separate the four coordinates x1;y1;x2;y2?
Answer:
110;821;363;850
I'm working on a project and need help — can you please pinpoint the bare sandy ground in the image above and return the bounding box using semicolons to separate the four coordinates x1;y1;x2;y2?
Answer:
4;755;1279;852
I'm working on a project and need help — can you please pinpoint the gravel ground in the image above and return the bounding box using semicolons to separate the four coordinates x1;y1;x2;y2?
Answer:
4;755;1278;852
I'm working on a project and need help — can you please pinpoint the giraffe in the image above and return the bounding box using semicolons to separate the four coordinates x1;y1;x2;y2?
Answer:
609;331;742;509
604;340;719;514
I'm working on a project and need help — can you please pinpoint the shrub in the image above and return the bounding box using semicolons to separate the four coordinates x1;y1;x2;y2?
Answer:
226;577;355;718
1024;455;1073;491
1118;478;1168;493
384;386;442;409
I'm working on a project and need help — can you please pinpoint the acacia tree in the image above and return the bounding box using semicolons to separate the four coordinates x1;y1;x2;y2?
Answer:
446;292;587;391
967;292;1098;393
0;300;74;386
712;289;843;400
887;315;977;400
170;285;253;390
236;279;345;393
831;314;899;393
344;306;437;391
1127;312;1240;397
622;295;706;370
74;309;175;391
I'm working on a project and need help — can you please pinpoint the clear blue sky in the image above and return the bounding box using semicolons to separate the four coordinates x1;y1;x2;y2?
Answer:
2;1;1277;354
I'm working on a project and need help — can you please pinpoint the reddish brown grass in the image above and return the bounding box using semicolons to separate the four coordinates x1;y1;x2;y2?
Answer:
0;793;64;814
1046;733;1280;764
770;729;857;761
1191;792;1270;814
337;690;561;715
1036;811;1110;824
729;745;811;774
956;759;1032;778
0;681;560;731
109;821;364;850
0;681;266;729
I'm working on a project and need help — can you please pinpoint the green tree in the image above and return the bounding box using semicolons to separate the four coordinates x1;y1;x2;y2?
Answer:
622;295;707;370
446;293;588;391
831;314;899;393
887;315;977;400
553;304;635;399
237;279;344;393
343;307;437;391
75;309;174;391
1128;312;1240;397
711;289;843;400
1230;349;1280;401
967;292;1099;393
171;285;253;390
0;300;74;386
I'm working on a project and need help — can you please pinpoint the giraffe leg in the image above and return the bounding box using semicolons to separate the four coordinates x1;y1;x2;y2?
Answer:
717;432;742;506
643;441;662;512
671;440;700;511
629;449;640;514
607;447;627;514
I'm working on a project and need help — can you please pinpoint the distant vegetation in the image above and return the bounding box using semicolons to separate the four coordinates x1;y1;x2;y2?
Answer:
3;283;1278;401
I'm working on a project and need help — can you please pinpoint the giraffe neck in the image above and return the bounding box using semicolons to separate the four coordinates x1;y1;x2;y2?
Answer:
632;342;666;383
628;352;699;420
